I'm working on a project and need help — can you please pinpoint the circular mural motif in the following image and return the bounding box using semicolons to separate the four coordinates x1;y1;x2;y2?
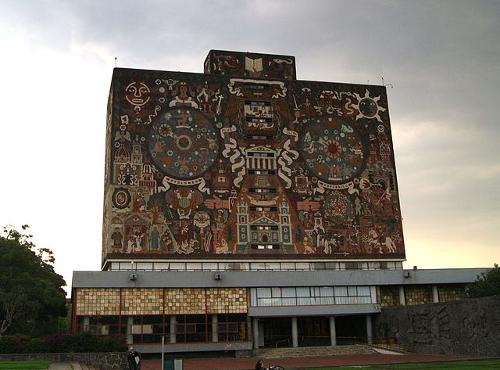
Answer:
358;97;379;118
300;117;365;183
323;191;355;224
112;187;131;209
148;109;219;179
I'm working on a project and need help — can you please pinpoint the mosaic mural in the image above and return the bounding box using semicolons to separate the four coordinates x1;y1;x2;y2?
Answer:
103;50;405;260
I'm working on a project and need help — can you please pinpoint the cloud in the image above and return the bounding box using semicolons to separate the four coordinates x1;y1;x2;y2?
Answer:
0;0;499;288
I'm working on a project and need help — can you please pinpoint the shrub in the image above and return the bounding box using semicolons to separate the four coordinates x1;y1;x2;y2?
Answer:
0;333;126;353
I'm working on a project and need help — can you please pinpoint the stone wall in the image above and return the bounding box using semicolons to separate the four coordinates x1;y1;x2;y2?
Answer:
374;295;500;357
0;352;127;369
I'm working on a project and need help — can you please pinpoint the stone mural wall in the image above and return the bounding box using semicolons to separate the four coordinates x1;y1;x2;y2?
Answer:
374;295;500;357
103;50;405;261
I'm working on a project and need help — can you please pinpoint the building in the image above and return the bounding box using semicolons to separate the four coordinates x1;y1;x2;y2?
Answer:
71;50;487;353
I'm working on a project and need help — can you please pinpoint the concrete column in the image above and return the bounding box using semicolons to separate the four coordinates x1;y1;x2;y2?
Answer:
82;317;90;332
169;315;176;344
329;316;337;347
432;285;439;303
211;314;218;342
247;316;252;343
366;314;373;345
399;286;406;306
252;317;259;349
126;316;133;345
291;317;298;348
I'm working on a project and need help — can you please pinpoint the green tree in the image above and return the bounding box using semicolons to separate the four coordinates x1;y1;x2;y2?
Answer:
0;225;67;338
466;263;500;298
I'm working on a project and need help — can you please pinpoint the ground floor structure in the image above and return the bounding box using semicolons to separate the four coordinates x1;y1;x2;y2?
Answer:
71;267;486;354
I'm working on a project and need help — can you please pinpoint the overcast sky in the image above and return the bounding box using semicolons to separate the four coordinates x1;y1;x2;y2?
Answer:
1;0;499;293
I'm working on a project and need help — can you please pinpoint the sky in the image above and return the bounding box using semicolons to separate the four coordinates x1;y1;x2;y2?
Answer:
0;0;499;294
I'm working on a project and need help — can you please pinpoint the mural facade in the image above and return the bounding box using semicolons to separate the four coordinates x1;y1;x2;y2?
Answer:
103;50;405;261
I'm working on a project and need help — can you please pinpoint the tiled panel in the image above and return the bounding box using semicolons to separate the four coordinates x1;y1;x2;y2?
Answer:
438;284;466;302
379;286;400;307
405;285;433;305
75;288;120;315
206;288;247;313
164;288;206;315
121;288;163;315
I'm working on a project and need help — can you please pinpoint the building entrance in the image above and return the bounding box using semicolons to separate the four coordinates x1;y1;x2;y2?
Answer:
261;317;292;347
335;315;367;344
298;316;330;346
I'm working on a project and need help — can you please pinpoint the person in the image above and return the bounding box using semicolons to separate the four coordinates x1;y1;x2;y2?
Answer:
127;346;141;370
255;359;265;370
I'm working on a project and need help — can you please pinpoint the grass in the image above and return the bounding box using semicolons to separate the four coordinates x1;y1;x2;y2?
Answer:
0;360;50;369
313;359;500;369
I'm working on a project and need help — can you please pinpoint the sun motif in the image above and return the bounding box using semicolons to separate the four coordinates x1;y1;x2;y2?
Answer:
353;89;386;122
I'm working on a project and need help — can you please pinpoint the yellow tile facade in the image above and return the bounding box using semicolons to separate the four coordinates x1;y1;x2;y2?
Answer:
379;286;400;307
164;288;206;315
206;288;247;313
404;285;433;305
75;287;248;316
76;288;120;315
438;284;466;302
121;288;164;315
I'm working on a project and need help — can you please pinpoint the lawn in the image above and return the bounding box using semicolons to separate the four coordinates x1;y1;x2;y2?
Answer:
0;360;49;369
313;359;500;369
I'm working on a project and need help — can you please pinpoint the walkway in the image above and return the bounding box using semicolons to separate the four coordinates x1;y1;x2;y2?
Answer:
48;363;97;370
141;353;474;370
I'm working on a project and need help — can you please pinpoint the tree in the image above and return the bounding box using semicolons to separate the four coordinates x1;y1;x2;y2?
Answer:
0;225;67;338
466;263;500;298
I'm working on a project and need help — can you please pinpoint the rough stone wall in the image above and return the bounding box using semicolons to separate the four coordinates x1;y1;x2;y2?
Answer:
0;352;127;369
374;295;500;357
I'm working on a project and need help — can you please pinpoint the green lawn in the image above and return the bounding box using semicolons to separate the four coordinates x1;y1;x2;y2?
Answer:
0;360;49;369
313;359;500;369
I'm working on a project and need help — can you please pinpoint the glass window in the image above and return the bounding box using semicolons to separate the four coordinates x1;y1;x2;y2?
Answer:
202;263;217;271
296;287;310;297
334;286;347;297
257;288;271;298
320;287;334;297
136;262;152;270
348;286;357;296
267;263;281;271
153;263;169;271
282;287;296;297
357;286;370;296
280;263;295;271
186;263;202;271
169;263;185;271
295;263;310;271
271;287;281;297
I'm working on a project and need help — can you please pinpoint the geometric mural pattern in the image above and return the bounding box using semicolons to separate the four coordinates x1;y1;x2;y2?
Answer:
103;50;405;261
75;288;247;316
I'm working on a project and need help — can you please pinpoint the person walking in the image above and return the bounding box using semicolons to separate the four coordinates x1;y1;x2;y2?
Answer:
127;346;141;370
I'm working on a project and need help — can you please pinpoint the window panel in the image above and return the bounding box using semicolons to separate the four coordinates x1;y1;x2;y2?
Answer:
257;288;271;298
357;286;370;296
334;287;347;297
296;287;310;297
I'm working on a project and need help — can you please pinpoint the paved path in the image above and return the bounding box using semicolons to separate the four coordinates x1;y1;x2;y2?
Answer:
48;363;97;370
141;353;474;370
48;363;73;370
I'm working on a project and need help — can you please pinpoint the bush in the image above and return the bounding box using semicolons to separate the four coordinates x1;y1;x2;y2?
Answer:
467;264;500;298
0;333;126;353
